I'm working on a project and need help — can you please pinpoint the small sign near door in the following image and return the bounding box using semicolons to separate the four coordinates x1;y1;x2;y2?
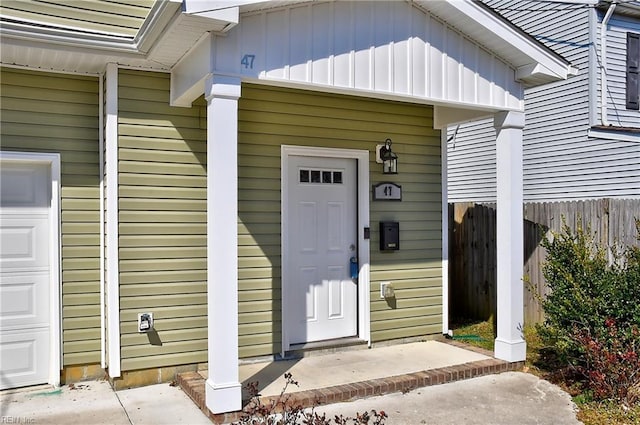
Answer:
372;182;402;201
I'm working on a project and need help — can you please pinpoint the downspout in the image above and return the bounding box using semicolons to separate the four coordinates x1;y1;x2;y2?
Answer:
588;6;598;127
99;73;106;369
600;2;617;126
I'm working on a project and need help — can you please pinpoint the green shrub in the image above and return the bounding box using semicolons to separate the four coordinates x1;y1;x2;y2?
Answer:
537;219;640;405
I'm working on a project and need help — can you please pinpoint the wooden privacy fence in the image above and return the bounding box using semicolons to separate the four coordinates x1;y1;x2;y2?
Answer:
449;198;640;324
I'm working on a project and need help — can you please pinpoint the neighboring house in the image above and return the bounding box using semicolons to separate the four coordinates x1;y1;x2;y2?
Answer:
0;0;573;414
447;0;640;203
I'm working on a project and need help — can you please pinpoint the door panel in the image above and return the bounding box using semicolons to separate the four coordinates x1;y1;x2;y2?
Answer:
287;155;357;344
0;161;51;390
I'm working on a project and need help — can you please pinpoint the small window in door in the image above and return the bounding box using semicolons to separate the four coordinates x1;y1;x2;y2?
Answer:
299;169;344;184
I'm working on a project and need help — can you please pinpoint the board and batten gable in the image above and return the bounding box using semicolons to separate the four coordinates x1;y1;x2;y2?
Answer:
188;1;522;112
116;69;209;371
0;67;101;366
447;2;640;202
238;84;442;356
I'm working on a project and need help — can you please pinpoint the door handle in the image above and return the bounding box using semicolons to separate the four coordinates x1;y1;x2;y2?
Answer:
350;257;359;279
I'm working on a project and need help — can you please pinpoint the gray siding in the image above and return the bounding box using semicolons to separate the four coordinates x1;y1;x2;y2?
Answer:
0;67;102;365
447;118;496;203
448;2;640;202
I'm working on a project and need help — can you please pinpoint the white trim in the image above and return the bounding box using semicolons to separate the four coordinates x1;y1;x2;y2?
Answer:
493;111;526;363
441;130;450;336
0;151;62;387
280;145;370;354
600;2;617;127
588;7;598;127
204;74;242;414
98;72;106;369
104;63;121;377
588;128;640;143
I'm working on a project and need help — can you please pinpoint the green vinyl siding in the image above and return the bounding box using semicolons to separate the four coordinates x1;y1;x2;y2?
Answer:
0;67;101;365
117;70;208;372
238;84;442;357
0;0;154;38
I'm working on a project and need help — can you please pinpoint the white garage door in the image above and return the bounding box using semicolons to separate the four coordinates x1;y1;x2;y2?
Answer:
0;161;52;390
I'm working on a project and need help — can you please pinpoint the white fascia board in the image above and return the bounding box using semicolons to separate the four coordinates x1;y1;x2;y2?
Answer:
171;33;213;107
183;0;266;13
434;106;495;129
182;6;240;33
135;0;183;53
443;1;573;82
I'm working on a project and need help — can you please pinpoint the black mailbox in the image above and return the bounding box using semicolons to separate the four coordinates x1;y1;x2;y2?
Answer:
379;221;399;251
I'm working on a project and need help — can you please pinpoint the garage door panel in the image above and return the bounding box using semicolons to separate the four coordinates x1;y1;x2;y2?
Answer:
1;159;53;390
0;328;49;390
0;273;50;329
0;163;49;208
0;217;49;270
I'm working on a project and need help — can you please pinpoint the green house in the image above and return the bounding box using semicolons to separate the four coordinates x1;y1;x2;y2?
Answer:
0;0;574;413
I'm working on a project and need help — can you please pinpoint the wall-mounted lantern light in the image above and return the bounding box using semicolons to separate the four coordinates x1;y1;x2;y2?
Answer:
377;138;398;174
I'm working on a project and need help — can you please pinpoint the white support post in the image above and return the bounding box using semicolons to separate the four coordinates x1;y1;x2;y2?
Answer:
493;110;526;363
205;74;242;414
441;129;450;336
105;63;121;377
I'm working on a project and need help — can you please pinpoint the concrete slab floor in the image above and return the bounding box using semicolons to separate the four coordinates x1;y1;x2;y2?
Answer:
235;340;491;397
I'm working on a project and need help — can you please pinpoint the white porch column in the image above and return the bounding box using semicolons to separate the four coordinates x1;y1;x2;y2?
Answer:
493;111;527;362
205;74;242;414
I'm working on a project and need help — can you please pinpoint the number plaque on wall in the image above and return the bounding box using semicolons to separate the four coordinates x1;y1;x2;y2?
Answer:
372;182;402;201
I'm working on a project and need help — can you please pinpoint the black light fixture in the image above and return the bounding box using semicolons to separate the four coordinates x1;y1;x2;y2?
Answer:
379;138;398;174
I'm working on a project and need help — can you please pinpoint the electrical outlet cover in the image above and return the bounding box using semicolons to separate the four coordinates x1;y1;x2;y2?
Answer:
138;312;153;333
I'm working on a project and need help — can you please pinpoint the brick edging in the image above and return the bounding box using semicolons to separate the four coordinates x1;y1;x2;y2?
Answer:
178;357;524;424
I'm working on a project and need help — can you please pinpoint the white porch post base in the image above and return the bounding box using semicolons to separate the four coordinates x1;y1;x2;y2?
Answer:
494;338;527;363
205;379;242;414
205;74;242;414
493;110;526;363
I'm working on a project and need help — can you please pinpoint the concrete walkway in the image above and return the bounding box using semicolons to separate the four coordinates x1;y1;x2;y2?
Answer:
316;372;581;425
0;341;581;425
0;380;211;425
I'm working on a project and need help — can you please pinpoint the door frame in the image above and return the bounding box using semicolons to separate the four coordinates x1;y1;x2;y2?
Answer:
281;145;370;354
0;151;62;387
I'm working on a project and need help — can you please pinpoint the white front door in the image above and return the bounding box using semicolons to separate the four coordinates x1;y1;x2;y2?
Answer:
0;161;52;390
286;155;358;344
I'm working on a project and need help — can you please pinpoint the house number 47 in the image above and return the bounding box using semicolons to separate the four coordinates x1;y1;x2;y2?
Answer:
241;54;255;69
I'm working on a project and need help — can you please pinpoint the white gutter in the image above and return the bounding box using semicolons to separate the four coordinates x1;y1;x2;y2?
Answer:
588;6;598;127
99;72;106;369
600;1;618;126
